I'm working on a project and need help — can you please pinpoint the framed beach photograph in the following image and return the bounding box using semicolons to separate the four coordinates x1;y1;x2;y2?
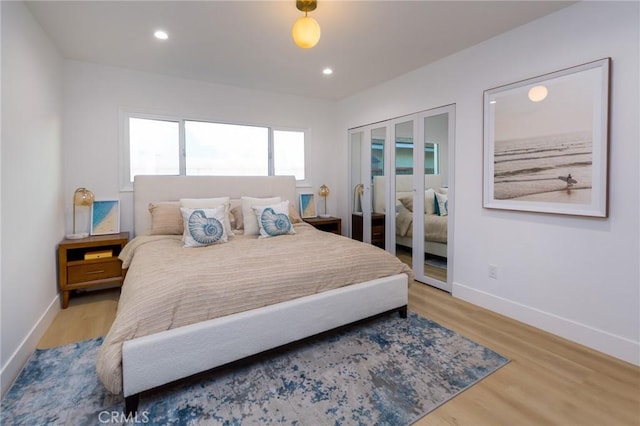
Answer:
483;58;610;217
299;193;317;218
91;200;120;235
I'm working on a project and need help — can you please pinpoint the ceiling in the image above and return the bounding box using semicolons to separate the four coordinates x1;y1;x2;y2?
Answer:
26;1;574;101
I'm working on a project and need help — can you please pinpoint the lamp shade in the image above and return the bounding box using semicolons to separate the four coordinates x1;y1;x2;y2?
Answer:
318;185;330;217
292;16;321;49
318;184;330;198
67;187;95;239
74;187;95;206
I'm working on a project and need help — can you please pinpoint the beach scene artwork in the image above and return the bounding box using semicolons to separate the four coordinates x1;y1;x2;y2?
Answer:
299;193;316;218
91;200;120;235
493;130;592;204
484;59;608;216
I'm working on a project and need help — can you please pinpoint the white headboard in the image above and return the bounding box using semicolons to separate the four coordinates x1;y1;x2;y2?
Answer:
372;175;443;213
134;175;297;237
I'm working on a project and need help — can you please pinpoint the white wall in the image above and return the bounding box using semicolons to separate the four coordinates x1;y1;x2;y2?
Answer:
1;1;64;395
62;62;338;236
336;2;639;365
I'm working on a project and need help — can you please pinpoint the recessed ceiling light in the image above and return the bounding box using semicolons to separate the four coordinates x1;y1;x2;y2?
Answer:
154;30;169;40
322;68;333;76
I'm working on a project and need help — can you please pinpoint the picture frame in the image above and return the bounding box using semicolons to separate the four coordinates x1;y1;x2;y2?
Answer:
299;193;317;218
483;58;610;217
91;200;121;235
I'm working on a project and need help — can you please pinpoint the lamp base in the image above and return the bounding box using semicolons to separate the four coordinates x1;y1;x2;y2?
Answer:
65;232;89;240
319;214;331;218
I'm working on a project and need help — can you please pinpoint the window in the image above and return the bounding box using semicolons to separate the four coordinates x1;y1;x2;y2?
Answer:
273;130;305;180
185;121;269;176
129;118;180;181
123;114;306;189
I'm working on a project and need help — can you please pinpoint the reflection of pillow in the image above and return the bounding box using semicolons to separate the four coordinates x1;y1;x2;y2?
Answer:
396;206;412;237
399;196;413;212
180;206;228;247
435;192;448;216
398;189;437;215
252;201;295;238
242;196;281;235
148;201;183;235
425;189;436;215
180;197;233;237
436;187;448;194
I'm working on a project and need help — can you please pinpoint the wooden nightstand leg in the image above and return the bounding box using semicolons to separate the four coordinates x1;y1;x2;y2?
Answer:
62;291;70;309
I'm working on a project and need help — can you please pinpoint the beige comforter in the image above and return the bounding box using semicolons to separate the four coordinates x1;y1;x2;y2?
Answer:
96;223;413;394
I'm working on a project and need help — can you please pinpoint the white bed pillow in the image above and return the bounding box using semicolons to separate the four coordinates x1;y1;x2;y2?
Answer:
252;201;295;239
241;196;281;235
180;197;233;237
180;206;229;247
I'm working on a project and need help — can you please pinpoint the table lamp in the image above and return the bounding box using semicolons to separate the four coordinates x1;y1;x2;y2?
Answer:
66;187;94;239
318;184;330;218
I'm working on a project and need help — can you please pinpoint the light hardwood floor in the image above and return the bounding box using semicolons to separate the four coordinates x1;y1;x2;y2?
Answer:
39;285;640;425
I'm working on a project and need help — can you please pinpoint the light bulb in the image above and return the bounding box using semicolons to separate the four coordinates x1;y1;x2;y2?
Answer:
292;16;321;49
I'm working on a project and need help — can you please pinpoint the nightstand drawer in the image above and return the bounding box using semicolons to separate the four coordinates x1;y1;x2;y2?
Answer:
67;260;122;284
372;226;385;236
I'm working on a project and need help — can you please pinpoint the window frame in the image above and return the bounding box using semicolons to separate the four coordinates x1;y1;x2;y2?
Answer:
119;110;307;191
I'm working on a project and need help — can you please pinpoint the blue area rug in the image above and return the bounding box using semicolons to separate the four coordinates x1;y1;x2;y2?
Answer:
1;312;508;425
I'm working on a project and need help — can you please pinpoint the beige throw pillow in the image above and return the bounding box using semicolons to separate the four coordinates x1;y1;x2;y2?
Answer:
148;201;183;235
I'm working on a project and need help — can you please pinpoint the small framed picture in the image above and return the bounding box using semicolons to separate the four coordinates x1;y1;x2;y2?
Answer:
91;200;120;235
299;193;317;218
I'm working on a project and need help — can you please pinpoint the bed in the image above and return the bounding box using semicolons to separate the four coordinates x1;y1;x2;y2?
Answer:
96;175;412;414
373;175;448;258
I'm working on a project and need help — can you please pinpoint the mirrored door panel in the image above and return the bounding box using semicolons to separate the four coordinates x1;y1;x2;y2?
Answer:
350;130;367;243
417;105;454;292
393;118;415;270
421;113;449;286
370;126;387;249
350;124;387;248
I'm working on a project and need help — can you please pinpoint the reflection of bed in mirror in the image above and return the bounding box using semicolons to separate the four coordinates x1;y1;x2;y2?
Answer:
373;175;448;258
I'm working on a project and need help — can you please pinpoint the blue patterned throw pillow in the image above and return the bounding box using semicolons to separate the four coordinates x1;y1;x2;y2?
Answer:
252;201;295;239
180;206;228;247
434;192;448;216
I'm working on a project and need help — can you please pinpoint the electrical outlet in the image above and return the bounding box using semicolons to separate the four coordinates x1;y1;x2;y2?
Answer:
488;264;498;279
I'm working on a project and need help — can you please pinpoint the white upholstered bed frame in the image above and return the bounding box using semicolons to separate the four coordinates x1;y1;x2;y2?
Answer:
122;175;409;413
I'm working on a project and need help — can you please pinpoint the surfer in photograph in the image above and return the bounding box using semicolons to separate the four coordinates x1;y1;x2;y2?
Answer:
558;173;577;188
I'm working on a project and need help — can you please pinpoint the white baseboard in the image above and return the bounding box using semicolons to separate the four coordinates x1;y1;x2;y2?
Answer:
0;295;60;397
452;282;640;366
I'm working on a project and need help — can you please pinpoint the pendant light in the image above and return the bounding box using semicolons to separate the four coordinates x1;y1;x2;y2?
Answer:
292;0;321;49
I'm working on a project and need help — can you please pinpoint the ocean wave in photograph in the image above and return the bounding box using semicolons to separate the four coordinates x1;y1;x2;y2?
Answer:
493;131;592;203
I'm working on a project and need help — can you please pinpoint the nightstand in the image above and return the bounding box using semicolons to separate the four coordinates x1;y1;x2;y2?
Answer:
303;216;342;235
57;232;129;308
352;213;385;249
